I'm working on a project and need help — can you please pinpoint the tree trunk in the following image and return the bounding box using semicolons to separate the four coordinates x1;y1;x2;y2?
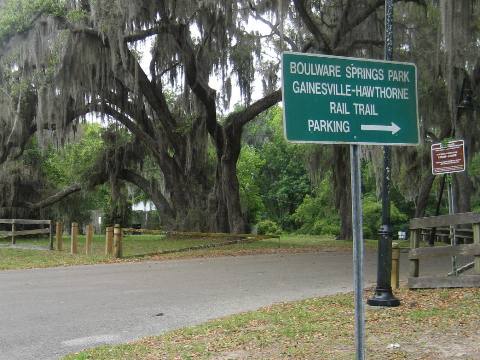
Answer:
333;145;352;240
205;121;247;234
221;158;246;233
208;170;230;233
414;173;436;218
453;172;473;213
453;107;474;213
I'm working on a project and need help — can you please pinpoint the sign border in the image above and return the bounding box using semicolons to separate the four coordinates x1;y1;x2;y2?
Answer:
281;51;420;146
431;139;466;175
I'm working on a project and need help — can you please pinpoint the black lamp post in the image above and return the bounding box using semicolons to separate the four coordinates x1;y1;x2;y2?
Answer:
367;0;400;308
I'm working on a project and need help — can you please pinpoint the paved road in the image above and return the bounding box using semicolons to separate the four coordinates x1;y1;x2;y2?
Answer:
0;250;462;359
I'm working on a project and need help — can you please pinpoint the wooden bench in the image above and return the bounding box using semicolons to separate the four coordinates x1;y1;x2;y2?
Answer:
408;213;480;289
0;219;53;250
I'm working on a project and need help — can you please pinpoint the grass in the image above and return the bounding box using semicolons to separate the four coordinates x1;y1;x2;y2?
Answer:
0;234;391;271
64;287;480;360
0;234;232;270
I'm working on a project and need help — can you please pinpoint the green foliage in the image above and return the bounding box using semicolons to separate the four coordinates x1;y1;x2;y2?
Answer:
292;176;340;236
255;108;311;230
238;106;414;237
469;153;480;213
0;0;66;42
237;145;265;224
40;123;110;225
256;219;281;235
65;9;88;23
43;124;105;187
241;106;277;147
362;195;408;239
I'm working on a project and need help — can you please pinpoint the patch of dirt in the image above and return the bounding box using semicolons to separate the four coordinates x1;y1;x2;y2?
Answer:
147;246;350;261
211;350;250;359
394;328;480;359
364;287;480;360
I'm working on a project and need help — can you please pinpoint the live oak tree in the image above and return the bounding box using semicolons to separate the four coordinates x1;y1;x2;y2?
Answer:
3;0;475;236
0;0;284;232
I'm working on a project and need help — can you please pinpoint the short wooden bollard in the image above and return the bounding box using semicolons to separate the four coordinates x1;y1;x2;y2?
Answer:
474;223;480;274
391;242;400;290
113;224;122;258
71;222;78;254
49;220;54;250
85;224;94;255
105;226;114;256
11;222;16;245
56;222;63;251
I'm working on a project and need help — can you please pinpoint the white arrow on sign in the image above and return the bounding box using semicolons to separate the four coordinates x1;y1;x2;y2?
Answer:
361;122;400;135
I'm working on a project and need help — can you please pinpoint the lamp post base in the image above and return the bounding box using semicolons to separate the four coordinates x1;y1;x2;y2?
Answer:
367;288;400;307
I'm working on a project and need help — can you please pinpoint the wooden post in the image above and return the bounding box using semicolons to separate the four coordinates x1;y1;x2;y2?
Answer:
391;242;400;289
409;229;419;278
56;222;63;251
85;224;94;255
473;223;480;274
49;220;54;250
113;224;122;258
105;226;114;256
71;222;78;254
11;221;15;245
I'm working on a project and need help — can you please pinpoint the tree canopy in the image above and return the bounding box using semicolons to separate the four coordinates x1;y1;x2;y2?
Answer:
1;0;479;238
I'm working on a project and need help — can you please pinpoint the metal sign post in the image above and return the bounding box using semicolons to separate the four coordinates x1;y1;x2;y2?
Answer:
431;139;466;275
350;144;365;360
446;175;458;274
281;33;419;359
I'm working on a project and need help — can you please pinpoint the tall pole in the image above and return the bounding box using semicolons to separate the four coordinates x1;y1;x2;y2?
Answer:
351;144;365;359
367;0;400;307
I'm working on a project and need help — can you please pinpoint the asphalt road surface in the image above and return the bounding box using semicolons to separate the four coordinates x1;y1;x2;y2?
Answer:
0;250;461;359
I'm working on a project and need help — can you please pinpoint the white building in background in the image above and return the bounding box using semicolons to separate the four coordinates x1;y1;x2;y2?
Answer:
132;201;156;212
132;201;158;229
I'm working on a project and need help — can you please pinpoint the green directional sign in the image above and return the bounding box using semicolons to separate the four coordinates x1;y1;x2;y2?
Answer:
282;52;419;145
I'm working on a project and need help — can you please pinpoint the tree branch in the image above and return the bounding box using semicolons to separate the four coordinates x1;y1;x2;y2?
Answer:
332;0;354;49
167;23;219;137
124;26;161;42
118;169;175;218
64;19;179;150
340;0;426;41
26;184;82;209
334;39;385;55
225;89;282;128
249;10;299;51
293;0;332;53
95;103;161;158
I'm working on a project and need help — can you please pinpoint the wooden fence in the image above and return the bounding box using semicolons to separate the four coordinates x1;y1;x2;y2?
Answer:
408;212;480;289
0;219;53;250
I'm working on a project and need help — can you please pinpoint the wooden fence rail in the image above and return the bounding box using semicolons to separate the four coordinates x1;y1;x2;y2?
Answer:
408;212;480;289
0;219;53;249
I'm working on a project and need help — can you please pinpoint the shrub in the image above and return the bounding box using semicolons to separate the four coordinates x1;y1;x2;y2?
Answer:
292;176;340;236
362;195;408;239
256;219;281;235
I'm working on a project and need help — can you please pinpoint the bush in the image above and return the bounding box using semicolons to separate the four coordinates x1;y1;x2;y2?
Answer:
256;219;281;235
311;218;340;236
362;195;408;239
292;176;340;236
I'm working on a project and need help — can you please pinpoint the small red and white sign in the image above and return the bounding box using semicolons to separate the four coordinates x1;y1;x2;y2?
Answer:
431;140;465;175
